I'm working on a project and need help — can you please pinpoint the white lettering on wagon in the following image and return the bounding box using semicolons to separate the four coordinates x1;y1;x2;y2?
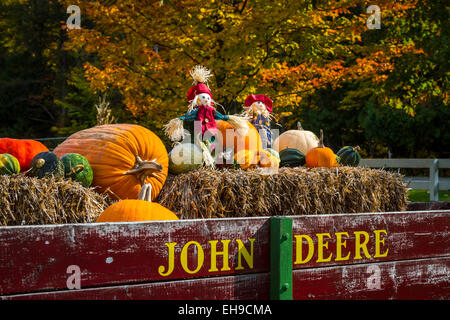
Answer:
367;265;381;290
66;265;81;290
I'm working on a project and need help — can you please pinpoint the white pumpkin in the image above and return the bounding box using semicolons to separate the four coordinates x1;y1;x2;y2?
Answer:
273;122;319;155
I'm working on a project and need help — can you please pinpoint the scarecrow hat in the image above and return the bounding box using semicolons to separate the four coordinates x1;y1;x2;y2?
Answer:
187;65;213;102
244;94;273;113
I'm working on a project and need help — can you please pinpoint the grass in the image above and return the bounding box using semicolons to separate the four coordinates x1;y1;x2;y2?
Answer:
407;189;450;202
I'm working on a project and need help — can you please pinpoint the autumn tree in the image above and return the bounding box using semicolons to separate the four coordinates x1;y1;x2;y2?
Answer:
0;0;70;137
15;0;444;157
62;0;404;129
284;0;449;157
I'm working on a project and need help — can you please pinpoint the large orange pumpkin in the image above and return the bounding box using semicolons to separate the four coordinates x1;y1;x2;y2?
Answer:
96;200;178;222
53;124;168;201
305;129;339;168
216;120;263;154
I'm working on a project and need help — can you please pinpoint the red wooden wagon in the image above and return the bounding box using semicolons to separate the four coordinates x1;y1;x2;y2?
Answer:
0;204;449;300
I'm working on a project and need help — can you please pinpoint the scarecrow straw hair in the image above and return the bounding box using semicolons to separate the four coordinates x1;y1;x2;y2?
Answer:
190;65;212;85
226;115;249;135
187;97;198;113
0;175;114;226
157;167;408;219
242;104;273;120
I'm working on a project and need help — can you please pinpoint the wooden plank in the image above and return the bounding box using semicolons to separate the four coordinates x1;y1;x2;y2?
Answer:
409;181;431;189
291;210;450;270
5;257;448;300
1;210;449;298
1;272;270;300
292;256;450;300
360;159;435;168
404;177;450;190
439;179;450;190
0;217;270;295
437;159;450;169
403;178;430;189
407;202;450;211
270;217;293;300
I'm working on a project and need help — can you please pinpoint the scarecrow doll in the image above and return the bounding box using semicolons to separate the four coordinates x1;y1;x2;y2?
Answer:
164;65;248;167
243;94;274;148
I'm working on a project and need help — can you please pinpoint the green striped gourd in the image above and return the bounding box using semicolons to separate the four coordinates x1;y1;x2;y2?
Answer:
336;146;361;167
61;153;94;188
0;153;20;175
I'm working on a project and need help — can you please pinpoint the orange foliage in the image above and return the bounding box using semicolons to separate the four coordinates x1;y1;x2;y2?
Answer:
59;0;420;125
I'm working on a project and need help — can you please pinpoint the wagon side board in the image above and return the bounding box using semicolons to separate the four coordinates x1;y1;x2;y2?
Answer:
0;217;271;296
0;210;449;300
2;272;272;300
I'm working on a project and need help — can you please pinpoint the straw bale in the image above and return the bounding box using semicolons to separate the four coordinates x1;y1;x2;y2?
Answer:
0;175;114;226
157;167;408;219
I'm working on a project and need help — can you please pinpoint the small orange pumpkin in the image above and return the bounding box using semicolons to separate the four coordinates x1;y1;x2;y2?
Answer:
234;149;258;170
96;184;178;222
257;150;280;169
305;129;339;168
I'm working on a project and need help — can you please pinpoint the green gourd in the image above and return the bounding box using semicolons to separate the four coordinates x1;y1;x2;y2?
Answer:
279;148;306;168
0;153;20;175
61;153;94;188
168;143;203;174
336;146;361;167
28;152;65;179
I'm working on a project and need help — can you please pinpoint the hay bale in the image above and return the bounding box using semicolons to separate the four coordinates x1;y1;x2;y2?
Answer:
0;175;114;226
157;167;408;219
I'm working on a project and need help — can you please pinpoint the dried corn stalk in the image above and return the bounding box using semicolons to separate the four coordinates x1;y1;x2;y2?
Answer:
95;94;116;125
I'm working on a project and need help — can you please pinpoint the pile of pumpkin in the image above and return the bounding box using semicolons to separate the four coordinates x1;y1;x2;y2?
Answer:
274;122;361;169
0;138;93;187
167;119;282;174
168;120;362;175
0;120;362;225
0;126;178;224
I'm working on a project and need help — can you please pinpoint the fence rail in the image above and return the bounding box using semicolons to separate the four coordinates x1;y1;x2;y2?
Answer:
31;137;68;151
359;159;450;201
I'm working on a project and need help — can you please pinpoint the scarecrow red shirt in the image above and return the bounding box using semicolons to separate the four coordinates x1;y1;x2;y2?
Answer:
178;104;229;136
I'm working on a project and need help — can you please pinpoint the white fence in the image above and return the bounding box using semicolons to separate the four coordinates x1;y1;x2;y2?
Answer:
359;159;450;201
